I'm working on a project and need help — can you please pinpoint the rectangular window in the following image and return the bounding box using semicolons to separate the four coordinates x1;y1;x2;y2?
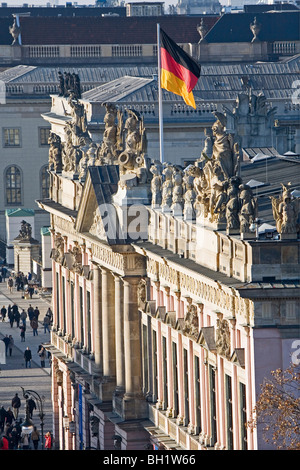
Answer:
172;342;179;417
62;276;66;335
209;365;217;446
194;356;201;433
3;128;21;147
152;330;158;402
56;272;60;329
87;291;91;353
71;281;75;339
80;286;84;347
39;127;50;147
225;374;233;450
142;324;148;395
239;382;248;450
162;336;168;410
183;348;189;426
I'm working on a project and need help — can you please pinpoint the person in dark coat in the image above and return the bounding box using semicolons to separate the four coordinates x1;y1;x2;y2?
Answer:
27;398;36;419
2;335;10;356
8;306;14;327
1;306;6;322
24;347;32;368
0;406;7;433
11;394;21;420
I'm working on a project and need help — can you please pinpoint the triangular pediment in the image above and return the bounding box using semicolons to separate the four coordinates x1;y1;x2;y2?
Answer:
75;165;120;244
230;348;245;368
197;326;217;352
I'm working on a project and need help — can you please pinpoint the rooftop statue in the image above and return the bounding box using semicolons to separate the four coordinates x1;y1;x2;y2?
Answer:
18;220;32;241
9;17;21;46
118;109;149;186
270;183;300;237
58;71;81;99
48;132;62;172
97;102;122;165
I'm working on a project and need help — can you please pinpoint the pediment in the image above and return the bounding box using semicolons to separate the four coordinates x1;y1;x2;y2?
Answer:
197;326;217;352
75;165;120;244
230;348;245;368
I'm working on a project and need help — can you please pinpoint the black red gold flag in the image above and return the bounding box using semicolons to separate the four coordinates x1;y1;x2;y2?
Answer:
160;28;201;109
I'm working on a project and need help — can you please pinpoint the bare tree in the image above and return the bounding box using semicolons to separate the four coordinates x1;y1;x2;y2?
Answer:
248;365;300;450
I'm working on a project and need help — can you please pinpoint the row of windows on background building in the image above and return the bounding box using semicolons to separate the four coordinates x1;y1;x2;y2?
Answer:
3;127;50;147
5;165;50;205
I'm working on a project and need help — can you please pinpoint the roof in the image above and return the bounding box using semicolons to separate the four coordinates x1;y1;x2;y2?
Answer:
0;6;126;18
205;11;300;43
5;208;35;217
240;155;300;226
0;55;298;104
0;15;218;46
82;76;155;103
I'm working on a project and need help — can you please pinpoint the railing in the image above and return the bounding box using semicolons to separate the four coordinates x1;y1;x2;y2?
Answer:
272;42;296;55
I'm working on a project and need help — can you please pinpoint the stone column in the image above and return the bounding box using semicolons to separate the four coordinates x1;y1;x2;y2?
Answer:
114;274;125;393
101;267;116;379
122;276;147;419
92;263;102;374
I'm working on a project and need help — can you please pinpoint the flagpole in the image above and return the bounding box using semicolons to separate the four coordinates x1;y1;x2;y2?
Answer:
157;23;164;165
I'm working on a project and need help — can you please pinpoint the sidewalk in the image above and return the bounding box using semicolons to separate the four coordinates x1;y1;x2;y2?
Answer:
0;278;53;449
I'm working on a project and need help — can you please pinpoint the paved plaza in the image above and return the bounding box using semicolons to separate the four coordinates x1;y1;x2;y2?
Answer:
0;277;53;449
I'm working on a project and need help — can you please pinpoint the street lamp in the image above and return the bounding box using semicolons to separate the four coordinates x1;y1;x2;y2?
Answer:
21;387;46;449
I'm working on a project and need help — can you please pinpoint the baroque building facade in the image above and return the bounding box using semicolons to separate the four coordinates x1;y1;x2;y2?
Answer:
38;86;300;451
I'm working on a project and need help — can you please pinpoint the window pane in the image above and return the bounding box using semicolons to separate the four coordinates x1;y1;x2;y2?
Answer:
4;128;21;147
6;166;21;204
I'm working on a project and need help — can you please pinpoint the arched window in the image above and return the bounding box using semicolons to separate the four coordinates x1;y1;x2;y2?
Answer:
41;165;50;199
5;166;22;205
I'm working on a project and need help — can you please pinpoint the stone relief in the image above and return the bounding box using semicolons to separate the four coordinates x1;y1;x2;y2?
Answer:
182;303;199;340
52;234;65;264
215;317;231;359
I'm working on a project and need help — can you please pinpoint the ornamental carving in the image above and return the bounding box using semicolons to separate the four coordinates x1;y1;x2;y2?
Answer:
137;278;147;310
182;303;199;340
52;234;65;264
68;244;82;274
215;318;231;359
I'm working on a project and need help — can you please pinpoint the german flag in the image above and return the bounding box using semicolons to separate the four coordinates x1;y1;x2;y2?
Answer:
160;28;201;109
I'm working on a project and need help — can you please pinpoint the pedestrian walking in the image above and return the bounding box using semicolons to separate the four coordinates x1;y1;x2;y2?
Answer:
39;346;47;367
44;431;52;450
8;335;14;357
27;398;36;419
46;307;53;324
20;309;27;326
5;408;13;426
1;305;6;322
11;393;21;420
24;347;32;368
1;266;7;280
20;432;30;450
0;406;7;433
8;306;14;328
43;314;50;333
12;304;20;327
33;306;40;321
27;305;34;321
20;324;26;342
0;435;9;450
31;426;40;450
7;277;13;293
30;317;39;336
2;335;10;356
